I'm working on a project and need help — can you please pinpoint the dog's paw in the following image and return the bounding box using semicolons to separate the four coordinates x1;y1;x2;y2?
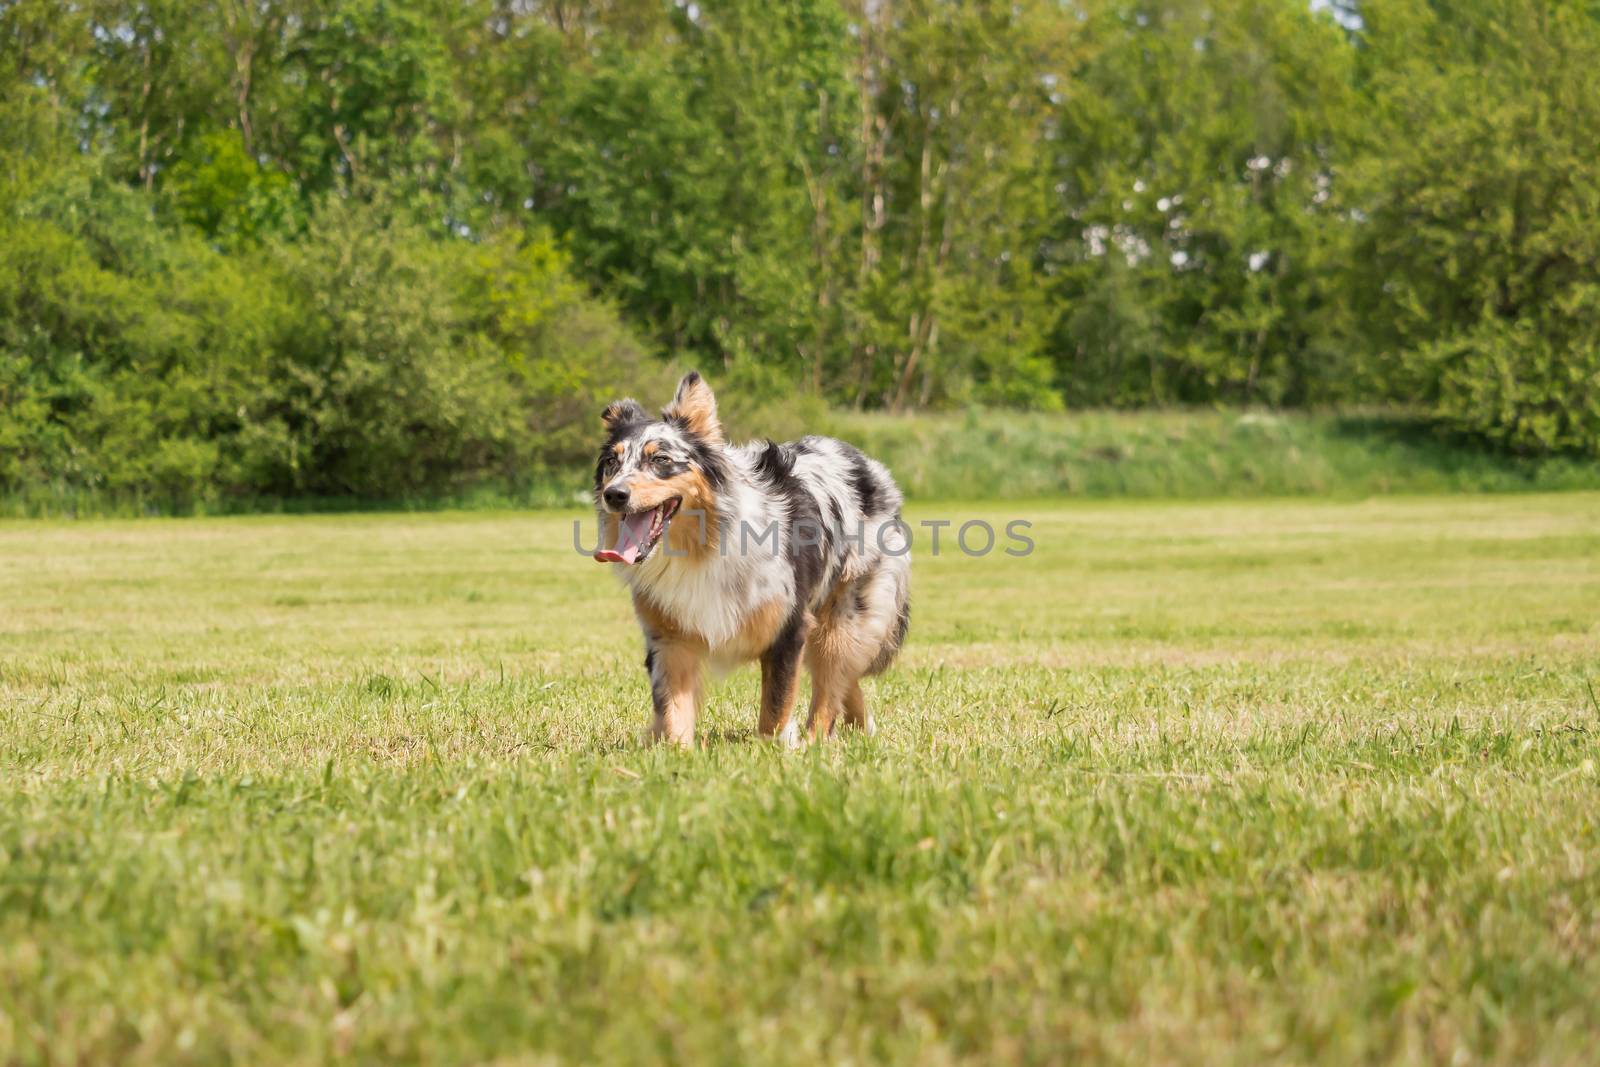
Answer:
642;719;695;748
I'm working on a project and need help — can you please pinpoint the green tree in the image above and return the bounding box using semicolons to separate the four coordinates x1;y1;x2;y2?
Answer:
841;0;1068;411
1350;0;1600;455
1048;0;1360;407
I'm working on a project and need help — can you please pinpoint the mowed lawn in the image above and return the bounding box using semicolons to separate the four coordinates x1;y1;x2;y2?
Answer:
3;495;1599;1066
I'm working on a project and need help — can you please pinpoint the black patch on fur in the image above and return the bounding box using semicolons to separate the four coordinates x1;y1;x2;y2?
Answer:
751;440;792;485
603;398;648;426
751;441;826;609
759;609;809;717
642;638;671;715
847;449;880;517
685;434;729;490
821;494;846;588
594;418;649;494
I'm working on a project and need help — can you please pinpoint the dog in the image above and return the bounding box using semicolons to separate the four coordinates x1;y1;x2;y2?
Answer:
592;371;910;746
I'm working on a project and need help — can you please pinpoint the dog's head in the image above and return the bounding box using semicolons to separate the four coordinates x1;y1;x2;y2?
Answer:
593;371;727;565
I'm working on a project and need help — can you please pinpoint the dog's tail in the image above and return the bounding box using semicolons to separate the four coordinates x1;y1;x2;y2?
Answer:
865;547;911;677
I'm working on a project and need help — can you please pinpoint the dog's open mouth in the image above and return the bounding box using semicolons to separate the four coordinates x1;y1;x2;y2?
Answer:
593;498;680;565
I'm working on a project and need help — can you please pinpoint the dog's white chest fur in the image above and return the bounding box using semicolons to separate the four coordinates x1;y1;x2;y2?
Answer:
623;539;792;650
620;472;795;649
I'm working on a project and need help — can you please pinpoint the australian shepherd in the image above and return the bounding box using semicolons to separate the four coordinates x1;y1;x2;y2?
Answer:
592;371;911;746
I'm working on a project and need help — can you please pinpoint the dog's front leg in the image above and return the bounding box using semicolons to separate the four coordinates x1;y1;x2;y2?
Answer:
757;612;810;746
645;640;704;747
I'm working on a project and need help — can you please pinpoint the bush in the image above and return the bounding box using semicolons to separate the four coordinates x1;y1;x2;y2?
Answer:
1353;0;1600;457
0;171;272;506
0;168;656;508
1413;318;1600;458
244;199;520;498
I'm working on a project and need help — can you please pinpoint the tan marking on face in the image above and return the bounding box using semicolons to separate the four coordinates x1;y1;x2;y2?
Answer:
663;505;716;559
612;442;626;456
642;441;659;458
618;466;719;559
620;472;678;508
669;468;719;558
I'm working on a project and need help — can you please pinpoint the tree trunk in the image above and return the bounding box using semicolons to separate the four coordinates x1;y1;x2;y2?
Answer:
852;1;887;409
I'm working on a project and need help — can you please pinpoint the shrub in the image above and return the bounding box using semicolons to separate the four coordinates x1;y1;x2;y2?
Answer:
0;170;657;508
1353;0;1600;456
1413;318;1600;458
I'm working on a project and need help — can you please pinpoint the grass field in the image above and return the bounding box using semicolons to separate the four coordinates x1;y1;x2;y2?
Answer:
3;494;1600;1065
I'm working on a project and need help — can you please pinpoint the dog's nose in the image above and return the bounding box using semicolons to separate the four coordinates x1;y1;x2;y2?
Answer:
603;485;630;510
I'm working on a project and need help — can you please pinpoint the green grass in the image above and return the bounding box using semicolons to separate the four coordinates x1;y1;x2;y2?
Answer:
830;409;1600;500
3;495;1600;1065
9;408;1600;519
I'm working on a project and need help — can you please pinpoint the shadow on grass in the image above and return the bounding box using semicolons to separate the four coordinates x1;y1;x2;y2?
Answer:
1325;411;1593;486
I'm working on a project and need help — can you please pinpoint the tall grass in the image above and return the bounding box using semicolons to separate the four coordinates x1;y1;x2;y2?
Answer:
831;408;1600;500
5;408;1598;519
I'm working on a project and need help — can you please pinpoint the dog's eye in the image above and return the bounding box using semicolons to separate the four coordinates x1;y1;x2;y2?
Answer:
651;455;675;475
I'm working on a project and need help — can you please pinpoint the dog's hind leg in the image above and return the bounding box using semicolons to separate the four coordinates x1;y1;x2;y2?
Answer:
803;608;867;741
803;672;843;741
757;612;809;745
840;679;874;737
807;562;905;741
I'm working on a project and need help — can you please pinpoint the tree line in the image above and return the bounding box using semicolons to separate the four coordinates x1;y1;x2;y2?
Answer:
2;0;1597;506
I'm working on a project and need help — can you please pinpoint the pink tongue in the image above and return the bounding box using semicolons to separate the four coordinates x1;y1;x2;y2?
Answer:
593;510;656;564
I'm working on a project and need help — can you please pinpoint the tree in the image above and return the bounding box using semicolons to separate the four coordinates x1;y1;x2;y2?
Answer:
841;0;1068;411
1349;0;1600;455
1047;0;1361;407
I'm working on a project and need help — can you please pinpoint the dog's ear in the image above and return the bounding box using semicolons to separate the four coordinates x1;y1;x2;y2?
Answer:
662;370;722;444
601;398;648;429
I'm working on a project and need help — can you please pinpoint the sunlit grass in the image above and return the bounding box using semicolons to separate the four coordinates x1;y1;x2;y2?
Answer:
3;495;1599;1064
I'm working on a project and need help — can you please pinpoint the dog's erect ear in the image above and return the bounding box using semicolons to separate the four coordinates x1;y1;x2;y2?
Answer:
601;398;648;429
662;370;722;444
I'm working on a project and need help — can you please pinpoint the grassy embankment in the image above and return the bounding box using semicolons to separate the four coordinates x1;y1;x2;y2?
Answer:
7;408;1599;517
